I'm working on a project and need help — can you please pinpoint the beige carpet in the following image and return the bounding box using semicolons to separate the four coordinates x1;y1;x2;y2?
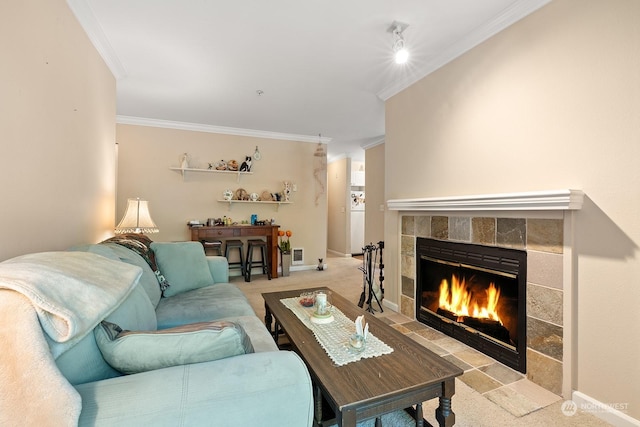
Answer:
232;255;612;427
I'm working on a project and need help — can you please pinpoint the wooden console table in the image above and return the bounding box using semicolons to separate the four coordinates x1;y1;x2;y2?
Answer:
190;224;280;279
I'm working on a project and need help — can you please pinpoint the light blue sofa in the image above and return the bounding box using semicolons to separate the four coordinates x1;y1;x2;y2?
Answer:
53;238;314;426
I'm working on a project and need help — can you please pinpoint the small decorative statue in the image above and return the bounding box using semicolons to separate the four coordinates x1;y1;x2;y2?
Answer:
239;156;252;172
317;258;324;271
180;153;189;169
283;181;292;202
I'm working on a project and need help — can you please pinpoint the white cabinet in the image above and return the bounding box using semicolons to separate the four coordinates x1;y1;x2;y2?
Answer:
351;171;365;187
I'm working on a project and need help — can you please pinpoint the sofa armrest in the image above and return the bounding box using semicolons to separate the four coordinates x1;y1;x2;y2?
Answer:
75;351;312;427
206;256;229;283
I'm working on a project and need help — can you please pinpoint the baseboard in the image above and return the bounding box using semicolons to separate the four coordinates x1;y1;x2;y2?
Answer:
290;264;327;272
571;391;639;427
383;299;399;312
326;249;351;257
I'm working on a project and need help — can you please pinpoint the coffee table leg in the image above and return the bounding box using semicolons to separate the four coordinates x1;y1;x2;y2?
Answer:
314;385;323;427
375;417;382;427
416;403;424;427
435;379;456;427
264;302;273;334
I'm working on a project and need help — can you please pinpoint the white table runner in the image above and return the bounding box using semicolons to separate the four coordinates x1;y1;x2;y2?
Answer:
280;297;393;366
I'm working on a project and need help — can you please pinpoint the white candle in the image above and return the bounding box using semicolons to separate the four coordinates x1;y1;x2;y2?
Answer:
316;292;327;309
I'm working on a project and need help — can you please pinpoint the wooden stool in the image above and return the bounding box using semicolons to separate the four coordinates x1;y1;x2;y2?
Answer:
225;240;245;276
200;239;222;256
245;239;271;282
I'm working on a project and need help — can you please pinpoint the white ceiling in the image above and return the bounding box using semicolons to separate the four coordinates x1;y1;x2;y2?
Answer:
68;0;550;161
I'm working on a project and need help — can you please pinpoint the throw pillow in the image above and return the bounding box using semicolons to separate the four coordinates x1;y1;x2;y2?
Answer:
94;320;254;375
150;242;213;297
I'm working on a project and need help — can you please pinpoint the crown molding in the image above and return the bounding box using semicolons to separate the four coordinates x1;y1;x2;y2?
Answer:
361;137;385;150
66;0;126;79
116;116;333;144
377;0;552;101
387;189;583;212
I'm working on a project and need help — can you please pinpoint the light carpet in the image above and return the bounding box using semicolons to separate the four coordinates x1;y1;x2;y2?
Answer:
233;255;612;427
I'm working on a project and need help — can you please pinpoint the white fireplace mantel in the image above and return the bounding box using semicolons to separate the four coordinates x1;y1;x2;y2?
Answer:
387;189;583;212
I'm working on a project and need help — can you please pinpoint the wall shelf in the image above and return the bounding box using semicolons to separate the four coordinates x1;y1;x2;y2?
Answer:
170;167;252;182
217;200;292;212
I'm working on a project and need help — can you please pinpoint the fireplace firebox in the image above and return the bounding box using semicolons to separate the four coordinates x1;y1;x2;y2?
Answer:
416;238;527;373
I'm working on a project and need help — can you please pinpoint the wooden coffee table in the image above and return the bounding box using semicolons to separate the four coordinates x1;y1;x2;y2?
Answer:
262;287;463;427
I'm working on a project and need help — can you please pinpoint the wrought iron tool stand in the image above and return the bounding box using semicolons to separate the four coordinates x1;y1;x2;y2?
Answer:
357;241;384;313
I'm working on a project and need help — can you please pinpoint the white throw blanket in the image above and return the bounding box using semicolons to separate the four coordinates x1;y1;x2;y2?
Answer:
0;251;142;357
0;251;142;426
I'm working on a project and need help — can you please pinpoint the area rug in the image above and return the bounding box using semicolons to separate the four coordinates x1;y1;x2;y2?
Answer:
326;409;417;427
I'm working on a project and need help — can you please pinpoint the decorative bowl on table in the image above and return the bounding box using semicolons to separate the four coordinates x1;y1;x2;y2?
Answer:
299;292;315;307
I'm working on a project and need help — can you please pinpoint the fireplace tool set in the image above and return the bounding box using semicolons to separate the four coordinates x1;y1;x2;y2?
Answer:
357;241;384;313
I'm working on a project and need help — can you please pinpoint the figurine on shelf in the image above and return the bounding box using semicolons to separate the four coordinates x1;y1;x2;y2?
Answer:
239;156;252;172
283;181;292;202
180;153;189;169
215;160;227;171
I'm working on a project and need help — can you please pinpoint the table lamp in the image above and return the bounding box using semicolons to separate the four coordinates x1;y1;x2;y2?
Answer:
115;198;159;234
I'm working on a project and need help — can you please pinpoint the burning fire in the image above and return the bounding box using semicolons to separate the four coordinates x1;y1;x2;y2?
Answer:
438;275;502;324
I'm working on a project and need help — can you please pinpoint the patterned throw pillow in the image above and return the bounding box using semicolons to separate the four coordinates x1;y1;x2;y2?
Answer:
94;320;254;374
102;234;170;294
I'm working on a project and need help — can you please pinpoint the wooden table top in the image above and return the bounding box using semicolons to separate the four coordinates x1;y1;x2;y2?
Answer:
262;287;463;423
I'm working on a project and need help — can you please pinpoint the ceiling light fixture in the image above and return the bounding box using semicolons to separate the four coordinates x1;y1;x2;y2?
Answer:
390;22;409;64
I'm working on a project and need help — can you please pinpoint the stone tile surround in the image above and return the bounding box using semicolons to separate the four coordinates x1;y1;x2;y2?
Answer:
400;214;564;395
378;312;562;418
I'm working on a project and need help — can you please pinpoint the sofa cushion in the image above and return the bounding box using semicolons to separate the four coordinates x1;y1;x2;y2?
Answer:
214;315;279;353
75;352;314;427
72;243;163;307
94;320;254;375
151;242;214;297
101;243;163;307
155;283;256;329
56;283;157;385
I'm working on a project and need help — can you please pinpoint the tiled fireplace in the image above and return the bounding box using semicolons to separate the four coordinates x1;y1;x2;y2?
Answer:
388;190;583;397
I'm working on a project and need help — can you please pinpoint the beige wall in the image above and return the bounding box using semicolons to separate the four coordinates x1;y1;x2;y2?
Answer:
385;0;639;419
365;143;385;246
327;158;349;255
0;0;116;261
116;124;327;267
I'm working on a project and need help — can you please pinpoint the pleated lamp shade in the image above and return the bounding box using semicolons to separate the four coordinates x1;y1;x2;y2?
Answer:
115;198;159;234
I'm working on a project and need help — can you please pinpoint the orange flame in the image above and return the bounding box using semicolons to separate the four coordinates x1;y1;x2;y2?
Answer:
438;275;502;323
